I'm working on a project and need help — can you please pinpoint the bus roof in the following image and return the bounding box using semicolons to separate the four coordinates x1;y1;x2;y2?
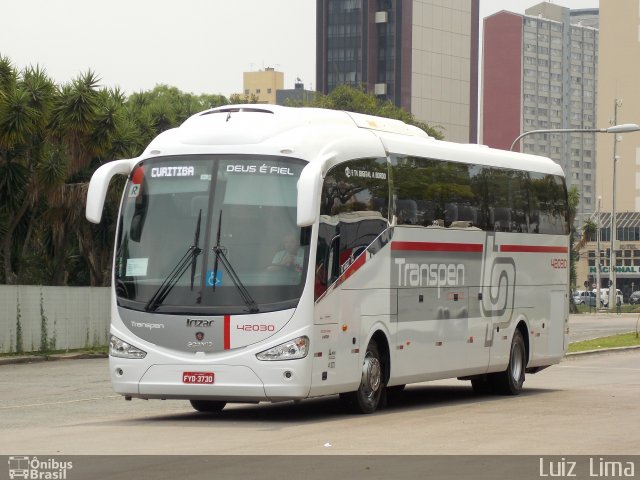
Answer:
143;104;564;178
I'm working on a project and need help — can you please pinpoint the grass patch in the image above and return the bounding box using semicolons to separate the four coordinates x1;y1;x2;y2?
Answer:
568;332;640;353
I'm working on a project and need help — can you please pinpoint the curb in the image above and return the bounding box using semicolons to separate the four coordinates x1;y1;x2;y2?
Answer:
565;344;640;357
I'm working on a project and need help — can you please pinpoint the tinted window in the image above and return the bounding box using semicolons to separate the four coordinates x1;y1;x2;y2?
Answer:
315;158;389;299
391;155;569;235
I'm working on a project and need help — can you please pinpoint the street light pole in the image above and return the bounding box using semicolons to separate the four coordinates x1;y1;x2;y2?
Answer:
508;121;640;307
509;124;640;152
609;100;623;310
596;196;601;304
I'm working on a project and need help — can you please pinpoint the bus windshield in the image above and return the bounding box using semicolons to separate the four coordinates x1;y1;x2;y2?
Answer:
115;155;309;315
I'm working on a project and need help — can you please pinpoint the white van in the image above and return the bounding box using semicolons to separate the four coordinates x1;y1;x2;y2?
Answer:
593;288;623;307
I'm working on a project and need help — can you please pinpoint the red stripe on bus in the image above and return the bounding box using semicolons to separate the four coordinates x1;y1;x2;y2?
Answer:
391;241;483;253
336;253;367;288
224;315;230;350
499;245;568;254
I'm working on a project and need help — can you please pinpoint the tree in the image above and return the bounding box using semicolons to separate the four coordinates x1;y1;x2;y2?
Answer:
0;60;58;284
229;92;260;104
300;84;443;139
567;185;580;293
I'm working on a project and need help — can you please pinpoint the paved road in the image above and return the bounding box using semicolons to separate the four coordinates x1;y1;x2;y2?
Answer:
569;312;640;342
0;351;639;457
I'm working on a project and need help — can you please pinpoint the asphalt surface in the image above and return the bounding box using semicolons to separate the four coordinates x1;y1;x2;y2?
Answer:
0;351;639;456
567;311;640;342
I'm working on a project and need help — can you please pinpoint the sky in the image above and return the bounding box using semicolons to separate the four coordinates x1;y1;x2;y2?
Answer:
1;0;599;98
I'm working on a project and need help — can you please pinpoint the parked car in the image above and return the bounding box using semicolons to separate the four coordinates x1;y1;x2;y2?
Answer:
572;290;584;304
574;290;597;307
629;290;640;304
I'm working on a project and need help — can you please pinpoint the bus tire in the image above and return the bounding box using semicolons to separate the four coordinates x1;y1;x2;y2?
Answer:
189;400;226;413
491;329;526;395
340;341;385;414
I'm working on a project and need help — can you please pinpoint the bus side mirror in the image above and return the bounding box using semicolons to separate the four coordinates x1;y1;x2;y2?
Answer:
297;163;322;227
86;159;132;224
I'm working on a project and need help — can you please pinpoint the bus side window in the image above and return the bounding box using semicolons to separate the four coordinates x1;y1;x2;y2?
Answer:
315;157;389;300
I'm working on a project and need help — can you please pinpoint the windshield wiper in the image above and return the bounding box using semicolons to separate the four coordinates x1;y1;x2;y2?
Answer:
212;210;259;313
144;212;202;312
190;209;202;290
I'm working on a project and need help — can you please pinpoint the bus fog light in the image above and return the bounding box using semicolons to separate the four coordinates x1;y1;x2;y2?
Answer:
256;336;309;361
284;370;293;379
116;368;124;376
110;335;147;359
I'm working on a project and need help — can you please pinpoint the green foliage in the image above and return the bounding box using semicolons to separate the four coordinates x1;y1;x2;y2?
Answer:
302;84;443;139
568;332;640;352
568;185;580;287
15;294;23;354
229;92;260;104
39;288;50;353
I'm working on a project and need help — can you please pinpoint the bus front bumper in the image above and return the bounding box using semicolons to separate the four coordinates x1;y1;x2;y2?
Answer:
110;360;311;403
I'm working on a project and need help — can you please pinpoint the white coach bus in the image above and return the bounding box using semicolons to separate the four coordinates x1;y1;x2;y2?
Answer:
86;105;569;414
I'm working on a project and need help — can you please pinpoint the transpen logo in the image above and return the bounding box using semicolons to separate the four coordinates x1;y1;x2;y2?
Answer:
394;258;465;298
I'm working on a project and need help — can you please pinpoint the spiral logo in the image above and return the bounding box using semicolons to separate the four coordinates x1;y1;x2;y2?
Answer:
482;258;515;316
480;233;516;319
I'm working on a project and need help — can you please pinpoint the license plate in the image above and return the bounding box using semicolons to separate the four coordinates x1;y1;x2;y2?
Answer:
182;372;215;384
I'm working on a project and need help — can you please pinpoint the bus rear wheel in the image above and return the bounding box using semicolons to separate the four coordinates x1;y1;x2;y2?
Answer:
340;341;385;414
491;329;526;395
190;400;226;413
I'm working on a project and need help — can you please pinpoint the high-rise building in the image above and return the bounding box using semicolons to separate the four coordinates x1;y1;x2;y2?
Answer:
243;68;284;105
482;2;598;227
316;0;479;143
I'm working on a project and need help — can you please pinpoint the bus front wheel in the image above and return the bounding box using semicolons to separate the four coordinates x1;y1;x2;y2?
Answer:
340;341;385;414
491;329;526;395
190;400;226;413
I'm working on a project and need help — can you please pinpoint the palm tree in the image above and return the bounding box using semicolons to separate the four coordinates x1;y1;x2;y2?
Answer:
575;218;597;253
0;61;58;284
44;72;132;285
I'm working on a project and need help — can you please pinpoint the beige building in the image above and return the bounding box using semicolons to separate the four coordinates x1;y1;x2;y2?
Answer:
243;67;284;105
575;212;640;297
410;0;477;143
596;1;640;213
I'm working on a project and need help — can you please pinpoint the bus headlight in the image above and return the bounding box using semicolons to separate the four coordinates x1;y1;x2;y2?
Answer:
110;335;147;359
256;336;309;361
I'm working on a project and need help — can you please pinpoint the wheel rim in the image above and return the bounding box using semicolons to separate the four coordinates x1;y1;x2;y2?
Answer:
361;351;382;400
510;341;524;382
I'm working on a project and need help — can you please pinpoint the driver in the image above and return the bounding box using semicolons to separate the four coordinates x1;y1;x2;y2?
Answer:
268;232;304;272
